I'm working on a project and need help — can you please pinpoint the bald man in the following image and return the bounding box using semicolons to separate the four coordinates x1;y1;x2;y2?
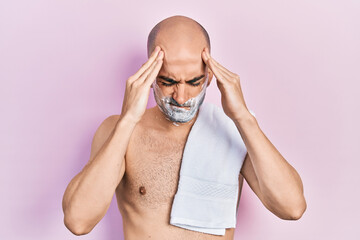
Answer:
62;15;306;239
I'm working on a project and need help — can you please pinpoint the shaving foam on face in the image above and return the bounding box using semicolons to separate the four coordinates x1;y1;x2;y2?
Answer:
152;72;209;125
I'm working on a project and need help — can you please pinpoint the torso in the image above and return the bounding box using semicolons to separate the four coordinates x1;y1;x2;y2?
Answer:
114;107;242;240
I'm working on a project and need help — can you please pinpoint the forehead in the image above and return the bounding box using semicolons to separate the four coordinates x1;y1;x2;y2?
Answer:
158;45;206;77
154;25;208;74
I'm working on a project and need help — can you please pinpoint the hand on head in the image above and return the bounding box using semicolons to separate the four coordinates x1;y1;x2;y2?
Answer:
120;46;164;124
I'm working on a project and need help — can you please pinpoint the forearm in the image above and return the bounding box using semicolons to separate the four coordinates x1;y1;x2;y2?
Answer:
63;115;136;233
235;113;306;218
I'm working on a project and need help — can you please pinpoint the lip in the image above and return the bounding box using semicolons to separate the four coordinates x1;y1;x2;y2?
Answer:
170;104;190;110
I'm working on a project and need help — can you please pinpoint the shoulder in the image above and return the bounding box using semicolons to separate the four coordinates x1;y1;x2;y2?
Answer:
95;115;121;136
137;107;158;128
101;114;121;128
89;115;121;161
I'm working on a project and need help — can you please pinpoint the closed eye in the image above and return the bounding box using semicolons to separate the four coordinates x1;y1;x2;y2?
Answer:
160;82;201;87
158;74;204;87
190;82;201;87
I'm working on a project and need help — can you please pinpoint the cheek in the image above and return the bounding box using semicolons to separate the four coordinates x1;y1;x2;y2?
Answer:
188;86;203;96
154;84;173;97
159;86;173;96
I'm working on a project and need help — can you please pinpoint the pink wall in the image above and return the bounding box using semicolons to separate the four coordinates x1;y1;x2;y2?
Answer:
1;0;359;239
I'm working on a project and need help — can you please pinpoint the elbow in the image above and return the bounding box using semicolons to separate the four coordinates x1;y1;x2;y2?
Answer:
265;192;307;221
283;198;307;220
287;207;306;220
64;215;92;236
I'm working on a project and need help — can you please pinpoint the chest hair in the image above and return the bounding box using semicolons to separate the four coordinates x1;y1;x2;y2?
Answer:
123;127;188;209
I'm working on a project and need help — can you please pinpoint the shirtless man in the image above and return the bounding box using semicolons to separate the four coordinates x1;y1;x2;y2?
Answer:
62;15;307;239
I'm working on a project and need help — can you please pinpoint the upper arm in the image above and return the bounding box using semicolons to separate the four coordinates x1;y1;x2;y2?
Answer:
63;115;124;216
240;153;267;208
86;115;126;179
87;114;126;184
88;115;121;163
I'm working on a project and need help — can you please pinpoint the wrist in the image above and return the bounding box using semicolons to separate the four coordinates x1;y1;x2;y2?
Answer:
233;110;257;126
117;114;139;128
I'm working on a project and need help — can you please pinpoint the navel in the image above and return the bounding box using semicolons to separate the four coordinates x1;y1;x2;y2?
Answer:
139;186;146;195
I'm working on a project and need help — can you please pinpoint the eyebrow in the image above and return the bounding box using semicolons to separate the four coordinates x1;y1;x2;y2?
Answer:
158;74;205;84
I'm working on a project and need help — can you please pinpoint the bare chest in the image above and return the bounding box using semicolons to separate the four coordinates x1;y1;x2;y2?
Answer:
119;125;188;211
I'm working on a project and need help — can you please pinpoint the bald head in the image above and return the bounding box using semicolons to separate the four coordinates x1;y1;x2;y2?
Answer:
147;16;214;123
146;15;213;89
147;15;211;58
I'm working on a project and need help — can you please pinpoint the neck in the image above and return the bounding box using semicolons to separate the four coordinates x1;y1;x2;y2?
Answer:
152;105;199;133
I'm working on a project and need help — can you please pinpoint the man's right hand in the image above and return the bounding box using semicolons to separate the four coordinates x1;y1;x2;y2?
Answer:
120;46;164;123
62;48;165;233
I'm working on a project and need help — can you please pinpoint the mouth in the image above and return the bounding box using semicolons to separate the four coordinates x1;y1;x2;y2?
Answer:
170;104;190;110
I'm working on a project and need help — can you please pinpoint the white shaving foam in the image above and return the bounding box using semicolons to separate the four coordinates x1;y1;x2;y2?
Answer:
152;73;209;126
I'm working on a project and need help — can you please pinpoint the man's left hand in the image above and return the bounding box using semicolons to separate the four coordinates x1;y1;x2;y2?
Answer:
202;47;251;121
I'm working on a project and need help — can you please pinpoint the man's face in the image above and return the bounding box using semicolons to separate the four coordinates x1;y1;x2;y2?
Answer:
152;45;211;123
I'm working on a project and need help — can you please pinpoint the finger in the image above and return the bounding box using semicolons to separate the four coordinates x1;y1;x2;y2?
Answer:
202;48;224;78
130;46;161;81
202;51;227;84
209;56;237;78
201;48;209;65
136;55;162;84
209;58;234;80
138;51;164;83
202;48;216;77
209;60;229;85
203;48;235;79
144;59;163;87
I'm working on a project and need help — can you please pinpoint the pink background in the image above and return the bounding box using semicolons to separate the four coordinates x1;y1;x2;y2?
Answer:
1;0;359;239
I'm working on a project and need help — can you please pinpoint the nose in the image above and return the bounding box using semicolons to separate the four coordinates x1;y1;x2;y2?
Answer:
172;83;188;105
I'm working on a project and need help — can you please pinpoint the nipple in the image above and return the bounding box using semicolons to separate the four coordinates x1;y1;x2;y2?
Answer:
139;186;146;195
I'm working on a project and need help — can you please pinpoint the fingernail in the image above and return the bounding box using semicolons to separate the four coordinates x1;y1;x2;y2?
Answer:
155;46;160;52
157;51;163;59
203;50;207;58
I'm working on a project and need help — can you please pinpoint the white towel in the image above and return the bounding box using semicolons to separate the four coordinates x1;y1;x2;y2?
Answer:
170;102;256;236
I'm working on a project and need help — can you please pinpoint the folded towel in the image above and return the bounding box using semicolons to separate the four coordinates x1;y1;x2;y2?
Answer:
170;102;256;236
